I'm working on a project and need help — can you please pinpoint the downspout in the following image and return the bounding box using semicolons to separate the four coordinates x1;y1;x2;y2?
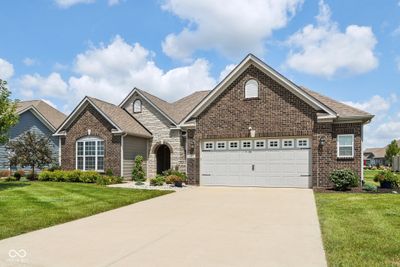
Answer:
121;133;127;178
361;125;364;184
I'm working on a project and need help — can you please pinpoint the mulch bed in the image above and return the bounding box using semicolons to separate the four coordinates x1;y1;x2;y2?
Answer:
314;187;399;194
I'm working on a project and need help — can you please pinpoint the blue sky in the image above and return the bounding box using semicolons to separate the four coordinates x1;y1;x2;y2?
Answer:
1;0;400;147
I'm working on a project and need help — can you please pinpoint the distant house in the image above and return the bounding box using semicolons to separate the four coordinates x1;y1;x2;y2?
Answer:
364;139;400;167
0;100;66;170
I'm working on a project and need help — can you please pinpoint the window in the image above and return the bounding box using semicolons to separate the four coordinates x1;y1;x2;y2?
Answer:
255;140;266;149
282;139;294;148
203;142;214;151
76;137;105;171
229;141;239;150
337;134;354;158
133;99;142;113
244;79;259;98
241;140;252;149
216;141;227;150
297;138;309;148
268;139;280;149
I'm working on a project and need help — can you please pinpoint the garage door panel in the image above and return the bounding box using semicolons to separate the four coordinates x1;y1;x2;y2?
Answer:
200;139;311;188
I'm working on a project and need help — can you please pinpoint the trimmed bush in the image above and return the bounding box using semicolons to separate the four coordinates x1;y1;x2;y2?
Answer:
96;175;123;185
374;170;399;189
363;182;377;192
39;170;101;184
329;169;359;191
38;170;52;181
4;176;17;182
65;170;82;182
150;176;165;186
13;170;25;179
0;170;11;178
162;169;187;182
79;171;101;183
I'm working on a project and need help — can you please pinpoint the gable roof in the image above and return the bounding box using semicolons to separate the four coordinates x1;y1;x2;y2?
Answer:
16;100;67;131
119;88;210;125
180;54;374;125
54;97;152;138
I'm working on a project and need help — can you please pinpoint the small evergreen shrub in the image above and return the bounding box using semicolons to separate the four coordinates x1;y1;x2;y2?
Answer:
363;182;377;192
96;175;123;185
79;171;101;183
374;170;399;189
13;170;25;179
150;176;165;186
329;169;359;191
105;168;113;176
5;176;17;182
132;155;146;184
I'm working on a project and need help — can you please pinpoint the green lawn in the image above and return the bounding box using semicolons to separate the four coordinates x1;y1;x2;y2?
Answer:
315;193;400;267
0;182;172;240
364;169;381;186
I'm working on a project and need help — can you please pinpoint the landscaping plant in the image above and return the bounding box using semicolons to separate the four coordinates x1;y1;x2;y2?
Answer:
132;155;146;185
0;79;19;145
329;169;359;191
150;176;165;186
373;170;399;189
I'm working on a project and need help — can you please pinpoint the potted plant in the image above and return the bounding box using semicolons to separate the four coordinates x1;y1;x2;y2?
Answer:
374;170;399;189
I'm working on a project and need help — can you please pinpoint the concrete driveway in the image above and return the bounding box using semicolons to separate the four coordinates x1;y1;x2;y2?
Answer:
0;187;326;267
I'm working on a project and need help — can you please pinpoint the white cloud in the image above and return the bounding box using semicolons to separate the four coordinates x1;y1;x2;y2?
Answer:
0;58;14;80
219;64;236;81
54;0;95;8
18;73;68;98
345;94;400;148
285;0;378;77
161;0;303;60
23;57;37;66
108;0;120;6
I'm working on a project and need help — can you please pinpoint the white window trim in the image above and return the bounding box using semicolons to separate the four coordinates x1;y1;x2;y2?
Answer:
228;141;239;150
254;140;266;149
337;134;354;158
296;138;310;148
133;99;142;113
241;140;253;149
203;141;214;151
244;79;259;99
268;139;280;149
76;136;105;172
282;139;295;148
216;141;227;150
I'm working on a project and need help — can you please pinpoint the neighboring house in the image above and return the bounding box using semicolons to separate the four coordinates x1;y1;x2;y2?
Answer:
55;54;374;188
364;139;400;166
0;100;67;170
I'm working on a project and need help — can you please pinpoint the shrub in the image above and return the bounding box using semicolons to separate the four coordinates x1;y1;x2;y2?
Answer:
13;170;25;179
150;176;165;186
363;182;377;192
0;170;11;178
165;175;182;184
132;155;146;184
19;176;29;182
374;170;399;189
105;168;113;176
65;170;82;182
96;175;123;185
38;170;52;181
329;169;359;191
25;171;37;180
79;171;101;183
162;169;187;182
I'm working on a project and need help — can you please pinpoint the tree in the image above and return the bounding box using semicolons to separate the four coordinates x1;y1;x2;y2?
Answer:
385;140;400;165
131;155;146;184
7;131;54;176
0;79;19;144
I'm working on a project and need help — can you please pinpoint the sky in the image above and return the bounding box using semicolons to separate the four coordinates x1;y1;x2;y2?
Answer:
0;0;400;148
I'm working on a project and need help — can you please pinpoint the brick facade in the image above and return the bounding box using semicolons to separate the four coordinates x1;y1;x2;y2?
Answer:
186;65;362;187
60;104;122;176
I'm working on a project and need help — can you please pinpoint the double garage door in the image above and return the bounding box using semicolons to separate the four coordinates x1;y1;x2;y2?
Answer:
200;138;311;188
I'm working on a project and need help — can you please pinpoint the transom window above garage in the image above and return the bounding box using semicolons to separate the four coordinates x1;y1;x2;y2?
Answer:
282;139;294;148
268;140;280;149
241;140;252;149
244;79;259;98
255;140;266;149
297;139;309;148
229;141;239;149
216;141;227;150
203;142;214;150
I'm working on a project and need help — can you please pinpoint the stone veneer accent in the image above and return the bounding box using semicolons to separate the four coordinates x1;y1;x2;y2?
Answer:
60;104;121;176
124;93;186;178
186;64;362;187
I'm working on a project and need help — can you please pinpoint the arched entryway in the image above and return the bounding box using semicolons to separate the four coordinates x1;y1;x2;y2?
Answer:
156;144;171;174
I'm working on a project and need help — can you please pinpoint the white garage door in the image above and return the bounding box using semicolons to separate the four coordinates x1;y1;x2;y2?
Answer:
200;138;311;188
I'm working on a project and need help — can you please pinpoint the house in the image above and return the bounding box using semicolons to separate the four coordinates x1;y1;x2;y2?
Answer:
364;139;400;167
0;100;67;170
55;54;374;188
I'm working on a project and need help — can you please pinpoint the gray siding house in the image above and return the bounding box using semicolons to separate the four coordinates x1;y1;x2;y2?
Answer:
0;100;66;170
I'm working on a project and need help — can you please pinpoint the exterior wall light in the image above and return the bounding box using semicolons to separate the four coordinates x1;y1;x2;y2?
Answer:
319;136;326;146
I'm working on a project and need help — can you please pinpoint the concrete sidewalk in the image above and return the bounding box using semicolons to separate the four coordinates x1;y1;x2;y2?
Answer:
0;187;327;267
